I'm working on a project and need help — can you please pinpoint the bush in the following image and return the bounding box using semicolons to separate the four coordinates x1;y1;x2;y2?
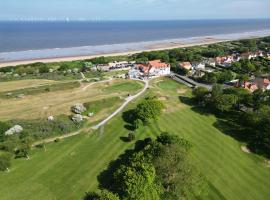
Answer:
0;151;12;171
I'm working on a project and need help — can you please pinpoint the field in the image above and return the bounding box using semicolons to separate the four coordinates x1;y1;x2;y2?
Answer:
0;78;143;121
0;78;270;200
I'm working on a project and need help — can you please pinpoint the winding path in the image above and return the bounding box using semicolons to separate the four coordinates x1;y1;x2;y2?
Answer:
33;79;148;146
91;79;148;129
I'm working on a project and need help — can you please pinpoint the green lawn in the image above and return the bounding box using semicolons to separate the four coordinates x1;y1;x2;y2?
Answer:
0;78;270;200
103;80;143;94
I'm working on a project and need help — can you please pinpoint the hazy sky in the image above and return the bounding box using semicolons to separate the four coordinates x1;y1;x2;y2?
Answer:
1;0;270;20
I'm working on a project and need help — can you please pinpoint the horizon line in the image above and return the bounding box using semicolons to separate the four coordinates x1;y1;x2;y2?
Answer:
1;18;270;22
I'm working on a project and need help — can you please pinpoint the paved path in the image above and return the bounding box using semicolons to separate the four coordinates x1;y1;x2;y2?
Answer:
33;79;148;146
91;79;148;130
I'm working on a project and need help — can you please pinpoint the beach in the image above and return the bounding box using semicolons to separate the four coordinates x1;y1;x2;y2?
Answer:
0;29;270;68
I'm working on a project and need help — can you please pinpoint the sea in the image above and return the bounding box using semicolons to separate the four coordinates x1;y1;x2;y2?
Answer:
0;19;270;62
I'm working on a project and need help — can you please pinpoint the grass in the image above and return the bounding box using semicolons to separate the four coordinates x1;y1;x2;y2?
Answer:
83;96;121;115
9;115;84;140
0;79;142;121
0;81;80;99
0;79;60;92
0;78;270;200
103;81;143;94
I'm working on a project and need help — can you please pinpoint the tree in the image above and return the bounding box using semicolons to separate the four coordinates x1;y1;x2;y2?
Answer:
38;64;50;73
84;190;120;200
113;153;159;200
217;70;235;83
201;73;218;84
211;84;223;101
241;60;255;74
214;94;238;112
192;87;209;105
135;97;164;125
128;132;136;142
0;121;9;142
0;151;12;171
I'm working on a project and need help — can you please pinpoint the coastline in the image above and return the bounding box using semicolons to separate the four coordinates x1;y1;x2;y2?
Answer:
0;29;270;68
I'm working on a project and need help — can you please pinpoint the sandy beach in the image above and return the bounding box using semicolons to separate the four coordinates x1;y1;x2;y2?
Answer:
0;29;270;68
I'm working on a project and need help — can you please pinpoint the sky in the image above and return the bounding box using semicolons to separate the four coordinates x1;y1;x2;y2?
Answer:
0;0;270;20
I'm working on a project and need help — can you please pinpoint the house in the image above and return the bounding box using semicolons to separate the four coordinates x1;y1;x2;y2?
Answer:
241;52;257;60
255;51;264;57
192;69;205;78
205;59;216;67
127;67;141;79
215;56;234;66
254;78;270;91
179;62;192;70
243;81;258;92
92;64;110;72
108;61;135;70
137;60;170;77
192;62;205;70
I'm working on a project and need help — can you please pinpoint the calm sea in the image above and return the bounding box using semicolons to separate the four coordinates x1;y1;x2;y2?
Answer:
1;19;270;53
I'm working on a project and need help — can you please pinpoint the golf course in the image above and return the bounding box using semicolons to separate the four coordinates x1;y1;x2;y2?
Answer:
0;77;270;200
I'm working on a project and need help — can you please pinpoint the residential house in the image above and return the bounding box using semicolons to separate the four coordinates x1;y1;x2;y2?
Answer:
241;52;257;60
254;78;270;91
243;81;258;93
179;62;192;71
205;59;216;67
215;56;234;67
192;62;205;70
255;50;264;57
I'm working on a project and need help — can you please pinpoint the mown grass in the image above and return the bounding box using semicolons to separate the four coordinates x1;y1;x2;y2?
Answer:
103;81;143;94
0;78;270;200
83;96;121;115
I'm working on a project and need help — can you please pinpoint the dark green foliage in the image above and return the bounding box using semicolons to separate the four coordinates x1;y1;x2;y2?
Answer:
128;132;136;142
192;87;209;105
214;94;238;112
201;72;218;84
0;151;12;171
9;115;83;140
93;134;206;200
84;190;120;200
0;122;10;142
134;97;164;125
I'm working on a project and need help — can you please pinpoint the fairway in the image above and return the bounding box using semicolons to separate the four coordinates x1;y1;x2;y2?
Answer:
0;78;270;200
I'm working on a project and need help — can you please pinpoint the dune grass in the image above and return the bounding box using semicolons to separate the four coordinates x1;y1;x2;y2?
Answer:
0;78;270;200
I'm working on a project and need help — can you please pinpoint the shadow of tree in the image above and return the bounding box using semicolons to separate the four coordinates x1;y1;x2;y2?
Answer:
122;109;137;131
97;138;152;192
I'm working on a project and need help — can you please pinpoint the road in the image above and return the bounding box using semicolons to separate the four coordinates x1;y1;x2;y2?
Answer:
91;79;148;130
171;72;212;90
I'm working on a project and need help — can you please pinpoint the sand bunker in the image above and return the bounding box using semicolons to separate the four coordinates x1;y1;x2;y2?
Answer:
241;145;250;153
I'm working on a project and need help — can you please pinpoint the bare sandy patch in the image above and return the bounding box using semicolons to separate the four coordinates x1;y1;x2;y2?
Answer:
177;89;188;94
241;145;250;153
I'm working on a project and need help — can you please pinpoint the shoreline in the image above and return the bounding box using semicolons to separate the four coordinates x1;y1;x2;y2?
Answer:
0;30;270;68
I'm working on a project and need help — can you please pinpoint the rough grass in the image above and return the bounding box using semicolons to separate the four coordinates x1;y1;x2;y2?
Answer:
0;79;142;121
0;81;80;99
0;79;60;92
0;78;270;200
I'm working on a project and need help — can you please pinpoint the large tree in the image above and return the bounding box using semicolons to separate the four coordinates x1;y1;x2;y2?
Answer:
134;97;164;125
